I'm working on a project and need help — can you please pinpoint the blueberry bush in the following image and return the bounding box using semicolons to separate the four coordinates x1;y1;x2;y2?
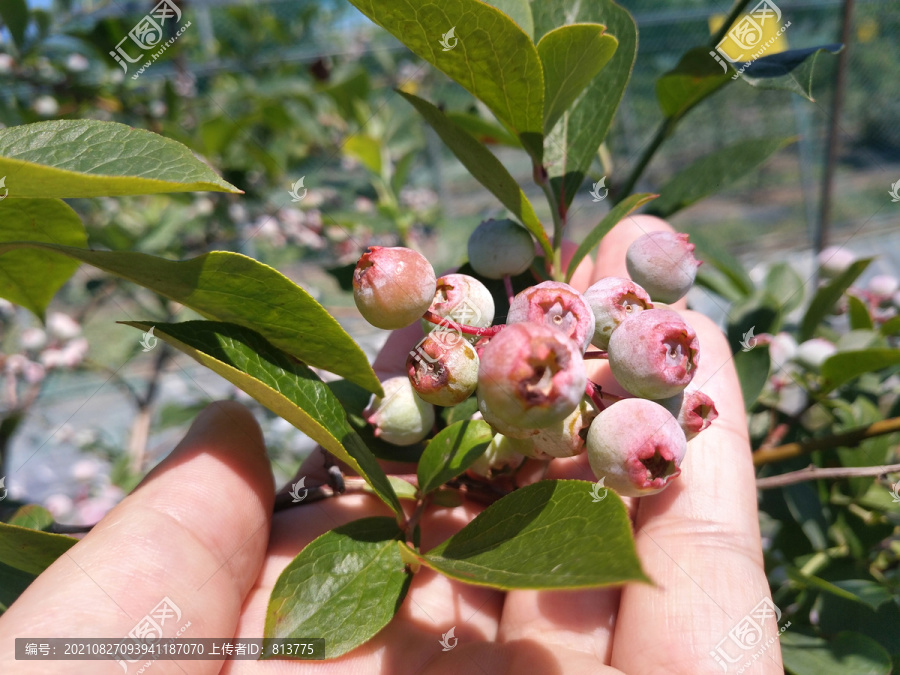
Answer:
1;0;898;671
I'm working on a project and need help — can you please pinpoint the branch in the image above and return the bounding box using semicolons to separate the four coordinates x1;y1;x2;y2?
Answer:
753;416;900;465
756;463;900;490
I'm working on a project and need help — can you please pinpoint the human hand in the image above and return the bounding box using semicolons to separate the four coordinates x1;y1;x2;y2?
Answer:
0;216;781;674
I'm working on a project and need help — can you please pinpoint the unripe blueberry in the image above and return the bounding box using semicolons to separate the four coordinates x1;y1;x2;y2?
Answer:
818;246;855;279
407;333;479;406
868;274;899;300
769;332;798;372
512;397;598;459
353;246;437;329
608;309;699;399
477;323;587;430
625;232;700;304
658;389;718;441
467;433;526;479
467;218;535;279
507;281;596;353
795;338;836;370
583;276;653;350
363;376;434;446
421;273;495;340
586;398;687;497
477;396;539;440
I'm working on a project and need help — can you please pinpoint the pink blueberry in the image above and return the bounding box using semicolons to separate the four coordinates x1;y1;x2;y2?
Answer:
407;333;479;406
507;281;596;353
586;398;687;497
583;276;653;350
608;309;699;399
353;246;436;329
625;232;700;304
477;323;587;430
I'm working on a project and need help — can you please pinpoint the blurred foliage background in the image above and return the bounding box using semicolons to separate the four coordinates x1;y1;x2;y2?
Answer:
1;0;899;669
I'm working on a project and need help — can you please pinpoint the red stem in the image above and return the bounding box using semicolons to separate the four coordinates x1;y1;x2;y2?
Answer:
583;350;609;360
503;274;515;306
421;310;505;338
586;382;607;411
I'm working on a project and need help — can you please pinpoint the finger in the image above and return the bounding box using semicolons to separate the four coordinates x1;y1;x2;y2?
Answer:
495;216;707;663
0;401;274;674
225;496;503;674
611;311;781;673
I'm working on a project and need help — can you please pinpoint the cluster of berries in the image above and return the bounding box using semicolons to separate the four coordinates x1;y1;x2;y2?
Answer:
352;219;718;497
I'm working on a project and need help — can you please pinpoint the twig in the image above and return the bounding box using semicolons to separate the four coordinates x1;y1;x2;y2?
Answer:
756;463;900;490
421;310;503;338
753;416;900;465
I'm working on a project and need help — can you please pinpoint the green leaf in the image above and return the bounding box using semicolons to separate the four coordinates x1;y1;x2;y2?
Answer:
694;266;745;303
727;292;782;354
482;0;533;39
398;91;551;257
847;295;874;331
418;420;492;495
419;480;648;589
0;0;28;50
343;134;382;175
781;631;892;675
648;136;796;218
122;321;402;518
0;243;382;395
688;229;754;297
0;121;240;198
445;112;521;148
347;0;544;159
565;193;656;283
0;199;87;318
820;349;900;395
441;396;480;426
786;569;893;610
533;0;637;208
536;25;617;134
7;505;55;531
800;258;873;341
656;46;732;120
369;477;418;501
739;44;844;101
830;580;896;611
734;345;771;411
881;315;900;337
0;521;77;611
765;262;806;313
263;517;410;660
